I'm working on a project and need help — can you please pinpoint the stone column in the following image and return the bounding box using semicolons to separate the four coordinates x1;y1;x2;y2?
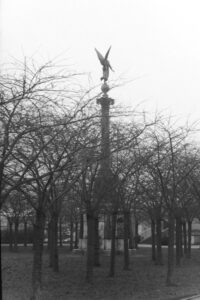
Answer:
95;83;115;250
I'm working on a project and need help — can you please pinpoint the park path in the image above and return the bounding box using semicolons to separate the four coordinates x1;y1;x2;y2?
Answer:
180;295;200;300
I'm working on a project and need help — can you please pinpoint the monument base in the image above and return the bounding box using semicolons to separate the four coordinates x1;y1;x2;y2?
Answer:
78;238;137;253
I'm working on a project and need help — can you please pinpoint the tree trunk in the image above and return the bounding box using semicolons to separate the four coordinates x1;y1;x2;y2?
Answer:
166;212;175;286
74;221;79;249
123;211;130;270
14;219;19;251
79;213;84;239
182;221;187;255
187;220;192;259
47;221;51;251
31;210;45;300
156;218;163;265
180;220;183;258
94;216;100;266
59;218;63;247
51;213;59;272
175;217;180;266
129;213;135;249
70;219;73;251
109;211;117;277
48;220;53;266
134;221;139;249
151;218;156;261
24;221;28;247
8;221;13;251
176;216;181;266
86;212;95;282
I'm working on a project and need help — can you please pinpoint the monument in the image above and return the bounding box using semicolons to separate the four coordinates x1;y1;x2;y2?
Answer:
79;47;136;252
79;47;115;250
94;47;116;250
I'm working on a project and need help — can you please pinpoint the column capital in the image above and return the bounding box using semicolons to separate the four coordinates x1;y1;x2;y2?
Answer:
96;95;114;106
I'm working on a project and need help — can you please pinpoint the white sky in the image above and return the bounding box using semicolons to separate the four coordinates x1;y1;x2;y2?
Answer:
1;0;200;125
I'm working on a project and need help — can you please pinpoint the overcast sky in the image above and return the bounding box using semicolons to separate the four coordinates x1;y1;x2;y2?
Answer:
1;0;200;124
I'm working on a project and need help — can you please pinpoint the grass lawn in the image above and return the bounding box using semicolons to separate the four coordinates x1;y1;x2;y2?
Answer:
2;245;200;300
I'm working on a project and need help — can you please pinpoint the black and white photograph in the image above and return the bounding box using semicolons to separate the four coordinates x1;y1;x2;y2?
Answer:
1;1;200;299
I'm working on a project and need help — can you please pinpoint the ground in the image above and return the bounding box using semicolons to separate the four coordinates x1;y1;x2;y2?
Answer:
2;245;200;300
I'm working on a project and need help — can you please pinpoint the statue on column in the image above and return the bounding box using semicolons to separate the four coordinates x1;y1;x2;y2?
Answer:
95;46;114;82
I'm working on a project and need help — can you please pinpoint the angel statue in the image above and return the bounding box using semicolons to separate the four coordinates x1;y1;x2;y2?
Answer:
95;46;114;82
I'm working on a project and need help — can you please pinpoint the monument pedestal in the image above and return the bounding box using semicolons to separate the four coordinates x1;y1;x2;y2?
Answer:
78;212;137;252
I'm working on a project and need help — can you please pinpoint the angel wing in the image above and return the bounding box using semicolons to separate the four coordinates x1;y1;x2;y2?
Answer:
105;46;111;60
95;48;105;66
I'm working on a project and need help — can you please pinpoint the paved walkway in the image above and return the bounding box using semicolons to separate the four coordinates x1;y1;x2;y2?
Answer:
180;296;200;300
140;244;200;249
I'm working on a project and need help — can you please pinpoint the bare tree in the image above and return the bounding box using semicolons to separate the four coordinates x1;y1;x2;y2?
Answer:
146;120;196;285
